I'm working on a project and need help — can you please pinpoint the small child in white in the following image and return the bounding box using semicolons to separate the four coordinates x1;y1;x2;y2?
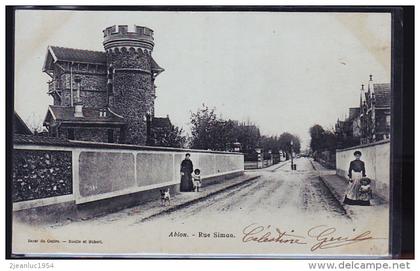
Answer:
192;169;202;192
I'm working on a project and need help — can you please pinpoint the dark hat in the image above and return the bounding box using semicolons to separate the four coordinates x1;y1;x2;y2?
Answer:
194;169;200;174
354;151;362;156
185;153;191;157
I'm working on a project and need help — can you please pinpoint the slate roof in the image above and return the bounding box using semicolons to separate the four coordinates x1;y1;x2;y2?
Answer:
151;57;164;74
45;105;125;126
44;46;163;74
151;117;172;129
49;46;107;64
13;134;71;145
13;112;33;135
373;83;391;107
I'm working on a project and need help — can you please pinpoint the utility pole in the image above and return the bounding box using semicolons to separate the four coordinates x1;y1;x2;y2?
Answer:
290;140;294;170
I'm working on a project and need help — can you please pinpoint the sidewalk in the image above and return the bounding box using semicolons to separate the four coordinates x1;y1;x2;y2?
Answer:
139;172;261;222
310;159;388;219
52;172;261;227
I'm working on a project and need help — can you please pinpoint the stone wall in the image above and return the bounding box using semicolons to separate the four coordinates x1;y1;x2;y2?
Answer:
79;152;135;197
12;150;72;202
13;141;244;209
77;150;244;203
107;47;152;70
58;72;108;108
110;48;155;145
336;140;390;201
112;71;154;145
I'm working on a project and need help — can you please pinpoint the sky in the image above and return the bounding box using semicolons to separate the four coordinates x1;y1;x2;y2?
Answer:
14;11;391;148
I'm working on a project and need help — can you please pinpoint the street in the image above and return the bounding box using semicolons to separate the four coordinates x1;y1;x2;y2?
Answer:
147;157;348;225
13;157;389;256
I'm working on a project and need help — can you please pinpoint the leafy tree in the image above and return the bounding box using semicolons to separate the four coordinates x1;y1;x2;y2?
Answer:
235;122;261;153
190;104;223;150
190;104;300;155
278;132;301;154
309;124;326;153
190;104;262;152
323;130;337;152
309;124;337;168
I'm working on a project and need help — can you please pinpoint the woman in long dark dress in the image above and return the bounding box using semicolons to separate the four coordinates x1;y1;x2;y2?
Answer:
343;150;370;206
180;153;194;192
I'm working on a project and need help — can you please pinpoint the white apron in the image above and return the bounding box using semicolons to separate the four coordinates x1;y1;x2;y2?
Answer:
345;171;363;201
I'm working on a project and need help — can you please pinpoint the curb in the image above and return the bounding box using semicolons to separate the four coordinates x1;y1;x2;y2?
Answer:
270;161;289;172
309;160;352;219
317;175;351;219
139;175;261;222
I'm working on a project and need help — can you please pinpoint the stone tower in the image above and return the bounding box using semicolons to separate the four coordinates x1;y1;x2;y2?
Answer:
103;25;164;145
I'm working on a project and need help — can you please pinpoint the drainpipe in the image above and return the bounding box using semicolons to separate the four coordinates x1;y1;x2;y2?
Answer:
74;76;83;117
70;62;74;106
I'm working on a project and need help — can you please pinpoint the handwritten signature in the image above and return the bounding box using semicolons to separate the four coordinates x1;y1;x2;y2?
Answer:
242;223;385;251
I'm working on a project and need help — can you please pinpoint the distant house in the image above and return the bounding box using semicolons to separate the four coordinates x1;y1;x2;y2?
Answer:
360;79;391;144
13;112;32;135
335;107;361;149
148;116;176;147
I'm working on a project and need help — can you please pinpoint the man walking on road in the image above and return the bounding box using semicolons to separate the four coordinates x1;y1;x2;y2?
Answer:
180;153;194;192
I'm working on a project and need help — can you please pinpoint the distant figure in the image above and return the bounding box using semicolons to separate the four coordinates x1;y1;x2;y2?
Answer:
180;153;194;192
343;151;370;206
192;169;202;192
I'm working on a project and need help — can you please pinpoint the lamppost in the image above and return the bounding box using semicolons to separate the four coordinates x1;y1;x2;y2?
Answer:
255;147;263;169
290;140;294;170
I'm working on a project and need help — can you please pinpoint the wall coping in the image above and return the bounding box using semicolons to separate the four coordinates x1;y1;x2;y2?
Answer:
13;138;244;155
336;139;390;153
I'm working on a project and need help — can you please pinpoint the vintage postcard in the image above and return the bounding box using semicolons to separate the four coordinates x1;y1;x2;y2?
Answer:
10;8;393;257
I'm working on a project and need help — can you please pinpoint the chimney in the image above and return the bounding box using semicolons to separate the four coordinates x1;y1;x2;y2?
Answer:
74;77;83;118
368;74;374;93
360;84;364;109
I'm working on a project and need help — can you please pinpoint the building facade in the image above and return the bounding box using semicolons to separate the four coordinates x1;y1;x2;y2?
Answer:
360;77;391;144
42;25;169;145
335;75;391;147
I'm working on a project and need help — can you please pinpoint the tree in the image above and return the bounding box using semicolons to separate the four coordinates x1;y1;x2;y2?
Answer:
309;124;326;153
323;130;337;152
235;122;261;153
277;132;300;154
190;104;225;150
190;104;262;152
190;104;301;155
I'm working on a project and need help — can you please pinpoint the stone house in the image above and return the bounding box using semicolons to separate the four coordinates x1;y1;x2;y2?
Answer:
336;75;391;147
42;25;170;145
360;77;391;143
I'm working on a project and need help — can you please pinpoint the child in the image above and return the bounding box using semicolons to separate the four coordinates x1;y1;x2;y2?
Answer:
191;169;201;192
358;177;373;205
